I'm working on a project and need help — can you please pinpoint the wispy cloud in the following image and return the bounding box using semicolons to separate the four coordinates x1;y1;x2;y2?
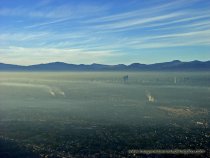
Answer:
0;2;108;19
0;6;70;19
0;32;50;41
89;12;183;30
0;0;210;64
122;28;210;49
0;46;120;65
86;0;197;23
24;18;71;29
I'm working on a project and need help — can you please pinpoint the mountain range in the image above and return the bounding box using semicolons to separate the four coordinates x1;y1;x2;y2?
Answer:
0;60;210;71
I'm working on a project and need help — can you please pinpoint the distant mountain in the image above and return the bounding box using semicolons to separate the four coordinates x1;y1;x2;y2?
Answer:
0;60;210;71
0;63;24;71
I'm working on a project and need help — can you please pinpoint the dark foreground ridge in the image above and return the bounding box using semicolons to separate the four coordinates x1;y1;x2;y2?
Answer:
0;60;210;71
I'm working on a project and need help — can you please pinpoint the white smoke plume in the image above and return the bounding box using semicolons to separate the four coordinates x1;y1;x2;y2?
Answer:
146;91;155;102
0;82;65;97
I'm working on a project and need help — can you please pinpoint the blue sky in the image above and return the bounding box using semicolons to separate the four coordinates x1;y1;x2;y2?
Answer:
0;0;210;65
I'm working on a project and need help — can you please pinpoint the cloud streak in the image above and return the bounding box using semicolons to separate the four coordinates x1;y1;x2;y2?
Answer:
0;46;120;65
0;0;210;64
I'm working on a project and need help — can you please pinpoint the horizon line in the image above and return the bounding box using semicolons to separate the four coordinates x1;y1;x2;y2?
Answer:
1;59;210;67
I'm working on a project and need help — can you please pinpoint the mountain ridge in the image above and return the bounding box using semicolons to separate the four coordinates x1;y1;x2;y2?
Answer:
0;60;210;71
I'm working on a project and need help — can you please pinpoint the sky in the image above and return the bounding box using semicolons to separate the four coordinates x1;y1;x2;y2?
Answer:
0;0;210;65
